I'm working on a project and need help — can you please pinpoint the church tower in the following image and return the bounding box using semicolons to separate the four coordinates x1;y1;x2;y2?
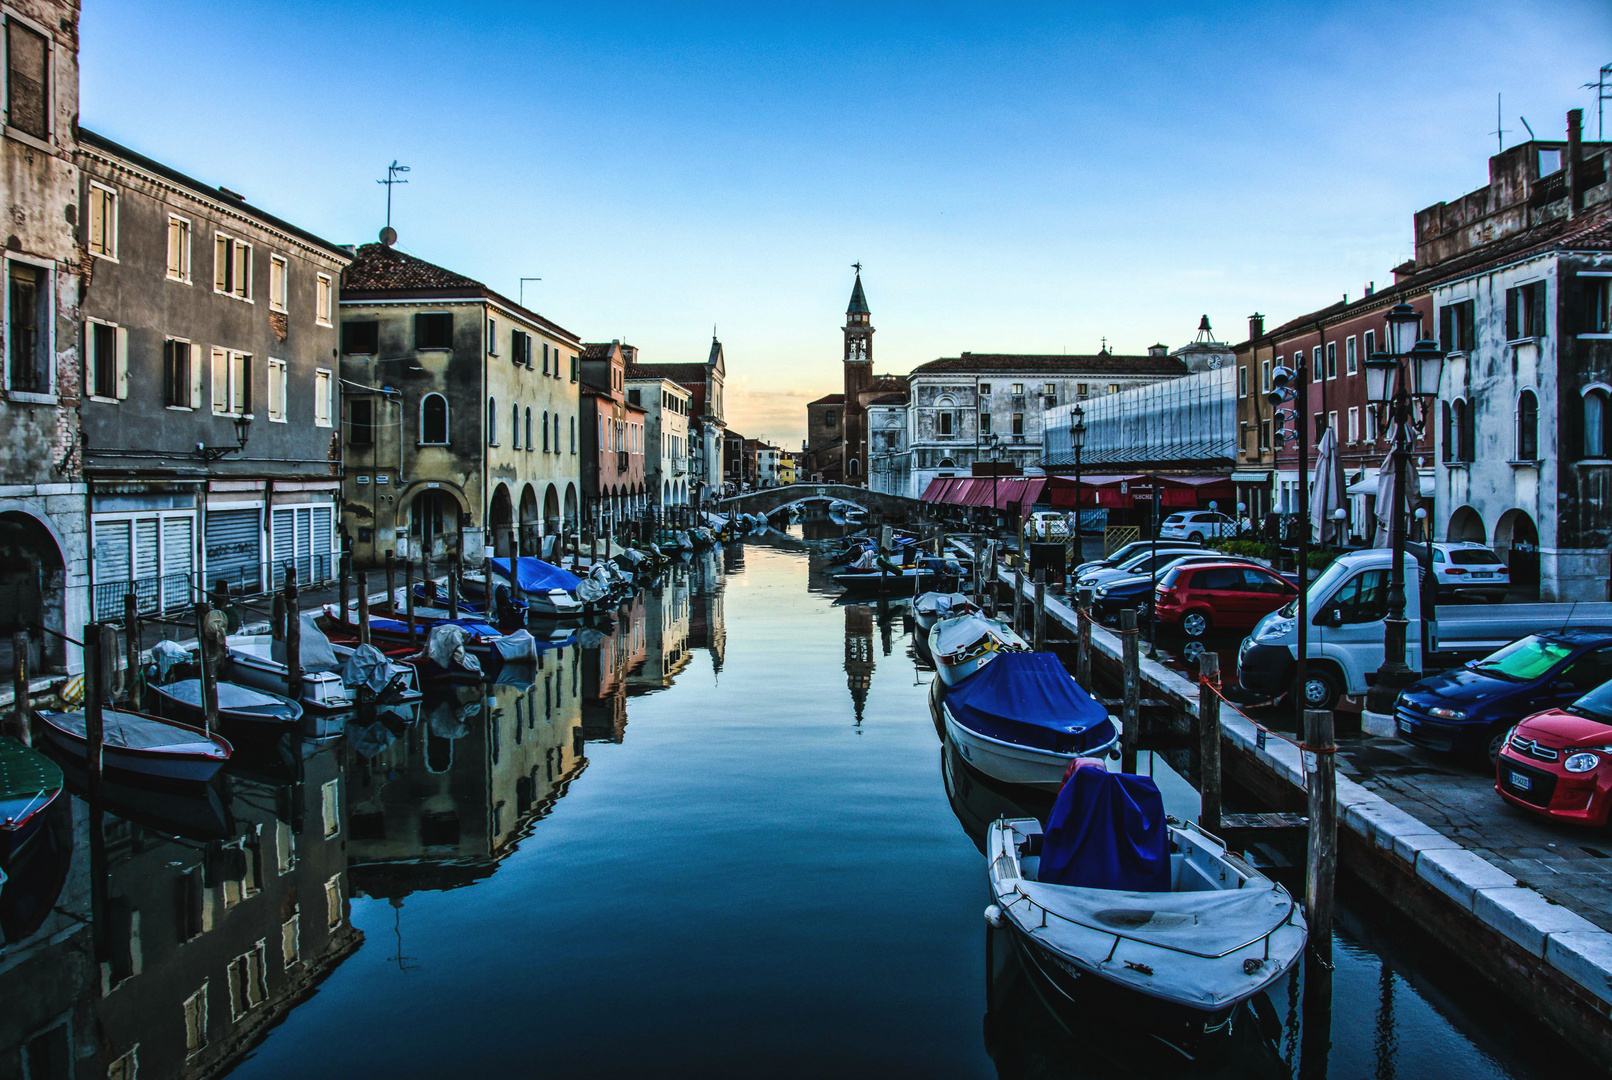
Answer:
842;266;874;485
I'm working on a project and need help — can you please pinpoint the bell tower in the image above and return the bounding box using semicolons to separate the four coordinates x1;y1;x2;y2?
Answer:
842;265;874;485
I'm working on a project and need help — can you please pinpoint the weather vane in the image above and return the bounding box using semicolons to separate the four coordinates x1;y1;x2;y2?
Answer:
852;261;862;274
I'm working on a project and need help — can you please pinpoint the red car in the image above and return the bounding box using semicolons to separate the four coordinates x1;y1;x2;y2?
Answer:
1495;682;1612;826
1153;561;1299;639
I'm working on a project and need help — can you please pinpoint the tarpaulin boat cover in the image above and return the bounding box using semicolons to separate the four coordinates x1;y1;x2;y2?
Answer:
1038;765;1170;892
491;629;538;663
915;591;972;617
269;614;339;672
944;651;1111;753
426;625;483;676
489;557;583;594
341;644;396;695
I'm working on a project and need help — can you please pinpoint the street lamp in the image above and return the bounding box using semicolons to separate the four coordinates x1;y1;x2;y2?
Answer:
198;413;252;462
981;431;1002;536
1069;406;1086;567
1364;304;1447;717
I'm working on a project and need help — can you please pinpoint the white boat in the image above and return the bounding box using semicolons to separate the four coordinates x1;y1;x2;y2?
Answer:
929;612;1027;687
38;708;231;785
149;679;303;730
222;618;421;710
914;591;975;631
988;793;1306;1057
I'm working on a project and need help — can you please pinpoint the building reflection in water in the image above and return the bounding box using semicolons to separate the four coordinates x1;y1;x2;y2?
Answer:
844;604;874;725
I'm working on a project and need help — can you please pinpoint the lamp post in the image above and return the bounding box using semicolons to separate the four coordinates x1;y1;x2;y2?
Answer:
1364;304;1446;715
1069;406;1086;565
981;432;1002;537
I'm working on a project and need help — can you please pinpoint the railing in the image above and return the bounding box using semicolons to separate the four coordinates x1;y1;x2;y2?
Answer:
92;554;336;621
672;460;687;476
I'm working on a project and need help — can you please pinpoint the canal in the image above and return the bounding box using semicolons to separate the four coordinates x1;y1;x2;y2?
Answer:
0;533;1586;1078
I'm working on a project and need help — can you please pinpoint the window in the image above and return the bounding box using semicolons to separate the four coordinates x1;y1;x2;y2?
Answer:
1327;411;1337;436
1364;330;1376;361
1450;398;1473;462
325;875;343;928
420;392;449;445
87;183;117;259
267;359;286;421
88;319;125;400
342;319;378;355
314;369;332;426
276;820;296;873
487;317;498;355
211;349;251;415
978;412;991;436
1076;383;1088;397
1011;383;1024;395
1313;346;1323;380
1237;367;1248;398
1439;299;1475;352
1259;419;1272;451
937;411;953;436
315;274;333;326
511;403;520;449
1346;335;1358;375
183;983;209;1056
1506;282;1547;341
486;397;497;445
167;215;192;281
570;416;576;453
321;778;340;837
1331;568;1389;624
6;258;50;394
541;341;550;374
825;410;836;427
350;398;374;446
213;234;252;299
1261;361;1272;393
164;339;195;408
1582;278;1612;334
268;255;288;312
1517;390;1539;460
978;382;991;395
1585;388;1610;458
543;410;550;452
6;18;49;140
228;943;267;1018
512;330;531;367
569;353;578;381
1347;406;1360;443
525;407;533;452
1108;383;1120;394
108;1047;138;1080
282;911;301;968
415;312;452;350
1012;413;1025;436
1325;341;1337;380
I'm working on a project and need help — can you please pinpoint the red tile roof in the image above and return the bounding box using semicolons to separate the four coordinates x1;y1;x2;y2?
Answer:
910;352;1186;377
341;243;580;343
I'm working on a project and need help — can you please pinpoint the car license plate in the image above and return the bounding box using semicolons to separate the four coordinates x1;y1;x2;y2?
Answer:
1508;771;1532;792
1471;572;1493;579
1398;718;1415;733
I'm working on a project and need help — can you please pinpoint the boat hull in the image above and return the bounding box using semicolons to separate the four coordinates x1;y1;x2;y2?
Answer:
935;649;995;687
943;705;1084;789
226;650;355;711
39;722;227;785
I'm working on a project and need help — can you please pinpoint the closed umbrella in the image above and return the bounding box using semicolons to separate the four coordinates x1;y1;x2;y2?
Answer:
1309;427;1342;545
1372;426;1401;548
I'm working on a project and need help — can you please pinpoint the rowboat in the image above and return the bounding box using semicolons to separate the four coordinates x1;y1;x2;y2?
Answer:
914;591;976;631
0;736;61;862
223;634;421;710
38;708;231;785
987;764;1306;1058
941;651;1118;787
929;612;1027;687
149;679;304;731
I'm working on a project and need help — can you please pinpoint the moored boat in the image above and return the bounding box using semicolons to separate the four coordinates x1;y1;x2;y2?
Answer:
941;651;1117;786
488;557;586;619
149;679;304;732
38;708;231;785
930;612;1027;687
914;591;976;631
0;736;62;862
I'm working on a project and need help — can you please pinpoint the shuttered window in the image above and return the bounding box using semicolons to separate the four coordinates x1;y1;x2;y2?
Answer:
204;508;261;594
5;19;49;140
272;505;334;585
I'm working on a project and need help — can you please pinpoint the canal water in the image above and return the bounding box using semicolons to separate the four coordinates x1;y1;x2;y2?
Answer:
0;533;1583;1078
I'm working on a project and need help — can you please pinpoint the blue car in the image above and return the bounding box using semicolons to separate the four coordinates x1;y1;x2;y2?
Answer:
1395;628;1612;765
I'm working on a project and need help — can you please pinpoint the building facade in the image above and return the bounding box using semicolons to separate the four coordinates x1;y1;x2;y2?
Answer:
836;272;906;486
865;392;909;495
76;130;351;619
579;341;647;529
626;369;691;507
338;241;582;566
623;339;726;507
803;393;845;482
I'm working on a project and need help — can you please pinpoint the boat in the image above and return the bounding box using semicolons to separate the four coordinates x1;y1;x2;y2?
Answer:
38;708;231;785
929;611;1027;687
833;562;938;595
941;651;1117;786
0;736;62;862
488;557;586;619
986;763;1307;1057
224;630;421;710
149;679;304;731
914;591;976;631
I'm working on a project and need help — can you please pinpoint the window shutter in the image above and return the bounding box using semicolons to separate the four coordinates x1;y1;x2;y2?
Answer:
115;326;128;399
189;344;203;408
215;237;229;292
163;338;175;404
1505;288;1519;340
414;313;427;347
1530;283;1546;339
212;348;228;412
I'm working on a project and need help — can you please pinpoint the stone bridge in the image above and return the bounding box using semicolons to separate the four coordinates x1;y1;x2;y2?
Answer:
715;484;929;521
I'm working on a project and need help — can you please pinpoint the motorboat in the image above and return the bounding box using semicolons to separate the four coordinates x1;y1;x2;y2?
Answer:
226;635;422;709
0;735;62;862
38;708;231;785
488;557;586;619
987;764;1306;1057
149;679;304;731
915;591;977;631
941;651;1118;787
930;612;1027;687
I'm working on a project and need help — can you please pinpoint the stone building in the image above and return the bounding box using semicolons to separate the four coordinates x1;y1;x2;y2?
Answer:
621;338;726;507
865;392;909;496
338;241;582;566
626;367;691;507
0;0;87;674
803;393;845;482
76;130;351;616
579;340;648;530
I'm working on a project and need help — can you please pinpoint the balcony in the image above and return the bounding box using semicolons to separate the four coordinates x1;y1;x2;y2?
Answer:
672;459;687;476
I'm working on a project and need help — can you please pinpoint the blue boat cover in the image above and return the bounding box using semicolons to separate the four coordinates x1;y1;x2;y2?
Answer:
489;557;583;593
1038;765;1171;892
945;651;1112;753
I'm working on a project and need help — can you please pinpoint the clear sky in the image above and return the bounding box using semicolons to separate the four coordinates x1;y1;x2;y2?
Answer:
82;1;1610;447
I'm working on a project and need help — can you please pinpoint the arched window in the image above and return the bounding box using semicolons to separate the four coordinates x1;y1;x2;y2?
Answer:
1517;390;1539;461
512;403;520;449
543;411;550;452
1445;398;1472;463
420;393;449;445
1585;388;1610;458
488;397;498;445
848;458;860;477
525;407;533;452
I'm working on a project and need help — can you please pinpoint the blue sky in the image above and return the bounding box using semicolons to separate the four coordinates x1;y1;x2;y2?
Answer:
83;1;1610;445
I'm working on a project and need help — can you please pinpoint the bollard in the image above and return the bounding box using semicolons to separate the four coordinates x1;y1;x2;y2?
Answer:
1121;608;1140;773
1198;652;1222;833
338;555;350;627
284;569;302;700
1076;602;1092;689
385;550;396;607
357;571;371;645
405;560;418;640
84;622;105;797
1033;571;1046;653
1013;568;1024;635
10;630;29;744
1304;707;1337;964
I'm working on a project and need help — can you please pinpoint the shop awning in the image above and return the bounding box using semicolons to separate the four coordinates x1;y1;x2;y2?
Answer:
1231;470;1272;483
919;475;1045;518
1345;471;1436;498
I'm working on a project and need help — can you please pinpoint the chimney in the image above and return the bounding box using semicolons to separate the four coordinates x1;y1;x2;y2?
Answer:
1568;108;1584;217
1365;281;1375;297
1248;313;1264;340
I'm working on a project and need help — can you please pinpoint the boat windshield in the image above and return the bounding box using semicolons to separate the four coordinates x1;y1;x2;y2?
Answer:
1469;635;1573;682
1566;679;1612;724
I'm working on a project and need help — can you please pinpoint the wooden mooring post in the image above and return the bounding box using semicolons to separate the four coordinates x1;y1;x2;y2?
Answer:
385;550;396;606
195;601;222;735
1012;568;1024;635
1076;604;1092;690
10;630;30;743
448;553;460;619
405;560;417;640
338;555;350;626
83;622;105;797
1120;608;1140;773
357;571;371;645
284;569;302;700
1305;707;1337;960
1197;652;1222;833
123;591;140;706
1033;571;1046;652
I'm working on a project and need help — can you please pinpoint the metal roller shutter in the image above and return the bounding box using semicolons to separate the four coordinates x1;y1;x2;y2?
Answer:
134;519;160;613
311;506;333;583
162;517;194;611
92;520;132;620
272;508;296;588
204;508;262;595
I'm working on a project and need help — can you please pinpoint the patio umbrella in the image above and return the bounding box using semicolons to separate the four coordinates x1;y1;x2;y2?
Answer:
1309;427;1342;545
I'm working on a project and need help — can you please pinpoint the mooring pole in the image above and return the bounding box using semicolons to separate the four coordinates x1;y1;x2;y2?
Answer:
448;553;460;619
385;549;396;606
1198;652;1223;833
338;555;350;627
196;601;222;735
357;571;371;646
123;590;140;707
1076;604;1092;690
1305;706;1337;960
10;630;30;744
1033;571;1047;653
84;622;104;798
1013;568;1024;635
405;560;418;641
1121;608;1140;773
284;568;302;700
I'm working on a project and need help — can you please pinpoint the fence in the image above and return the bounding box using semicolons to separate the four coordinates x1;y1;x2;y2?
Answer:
92;553;336;621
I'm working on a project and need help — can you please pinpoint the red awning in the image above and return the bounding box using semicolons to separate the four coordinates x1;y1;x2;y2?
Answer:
1046;474;1234;509
920;475;1045;518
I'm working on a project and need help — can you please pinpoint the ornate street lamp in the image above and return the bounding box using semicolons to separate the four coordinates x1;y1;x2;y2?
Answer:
1070;406;1086;565
198;413;252;462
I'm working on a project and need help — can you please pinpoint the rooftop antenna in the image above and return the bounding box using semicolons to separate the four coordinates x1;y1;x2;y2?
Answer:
1492;94;1510;154
377;160;410;245
1585;63;1612;141
519;277;541;307
1519;116;1536;140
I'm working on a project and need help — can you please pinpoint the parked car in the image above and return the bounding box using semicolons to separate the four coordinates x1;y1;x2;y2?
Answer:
1027;511;1069;540
1075;546;1208;592
1090;554;1261;616
1431;542;1510;602
1396;629;1612;765
1159;511;1237;543
1495;678;1612;826
1071;539;1201;580
1153;561;1300;639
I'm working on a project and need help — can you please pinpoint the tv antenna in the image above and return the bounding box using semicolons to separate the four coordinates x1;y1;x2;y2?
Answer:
1492;94;1510;154
519;277;541;307
1586;63;1612;141
377;160;410;242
